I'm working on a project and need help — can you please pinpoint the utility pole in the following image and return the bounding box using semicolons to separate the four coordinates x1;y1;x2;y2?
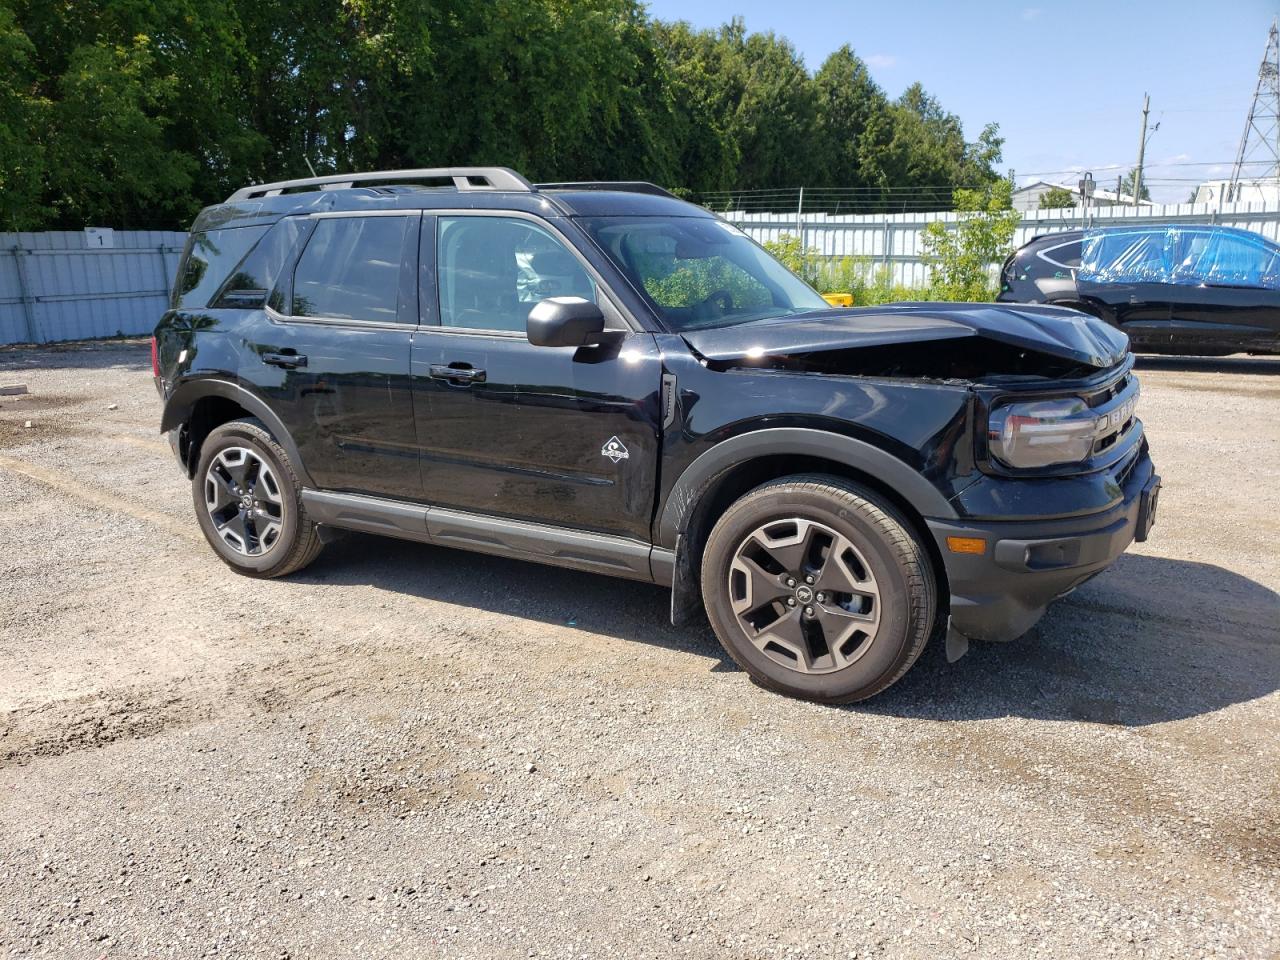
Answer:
1116;175;1123;207
1133;93;1150;207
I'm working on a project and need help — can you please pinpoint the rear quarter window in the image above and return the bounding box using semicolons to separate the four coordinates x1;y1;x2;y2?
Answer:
173;226;269;309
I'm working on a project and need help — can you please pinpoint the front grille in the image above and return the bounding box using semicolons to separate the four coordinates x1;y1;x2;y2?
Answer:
1113;447;1139;488
1082;367;1139;460
1084;372;1130;409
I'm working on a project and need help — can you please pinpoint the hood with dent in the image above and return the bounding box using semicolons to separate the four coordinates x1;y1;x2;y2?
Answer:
680;302;1129;369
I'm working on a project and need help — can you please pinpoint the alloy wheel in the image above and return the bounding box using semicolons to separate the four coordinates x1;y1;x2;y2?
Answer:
727;517;881;674
204;446;285;557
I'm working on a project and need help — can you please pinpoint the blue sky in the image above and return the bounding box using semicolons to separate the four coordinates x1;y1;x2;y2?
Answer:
641;0;1276;202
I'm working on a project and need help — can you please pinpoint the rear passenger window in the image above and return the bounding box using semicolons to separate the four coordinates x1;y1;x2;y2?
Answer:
291;216;410;322
173;227;268;309
214;217;307;307
437;216;596;331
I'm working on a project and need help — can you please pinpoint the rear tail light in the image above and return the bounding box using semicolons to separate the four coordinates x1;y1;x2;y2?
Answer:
150;336;160;377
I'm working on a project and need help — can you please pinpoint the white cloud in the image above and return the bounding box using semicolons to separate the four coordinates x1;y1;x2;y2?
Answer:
866;54;897;69
1021;7;1043;20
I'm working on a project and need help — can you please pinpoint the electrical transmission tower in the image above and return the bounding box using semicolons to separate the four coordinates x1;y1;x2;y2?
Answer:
1229;18;1280;201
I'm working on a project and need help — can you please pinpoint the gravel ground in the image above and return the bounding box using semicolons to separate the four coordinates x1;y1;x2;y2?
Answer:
0;341;1277;960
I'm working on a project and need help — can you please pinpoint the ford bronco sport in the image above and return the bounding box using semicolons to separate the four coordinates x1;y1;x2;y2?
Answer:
154;167;1160;703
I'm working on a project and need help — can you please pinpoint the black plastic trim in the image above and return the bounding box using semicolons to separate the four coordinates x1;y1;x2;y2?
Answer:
299;490;659;583
160;377;315;488
657;427;959;547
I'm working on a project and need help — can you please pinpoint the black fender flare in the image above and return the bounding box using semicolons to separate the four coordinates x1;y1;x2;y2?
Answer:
656;427;959;548
160;377;315;488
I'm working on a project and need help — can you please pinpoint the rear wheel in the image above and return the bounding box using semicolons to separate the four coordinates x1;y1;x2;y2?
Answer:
192;418;323;577
701;475;936;704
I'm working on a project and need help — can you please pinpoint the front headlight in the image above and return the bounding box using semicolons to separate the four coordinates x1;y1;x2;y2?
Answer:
988;397;1098;468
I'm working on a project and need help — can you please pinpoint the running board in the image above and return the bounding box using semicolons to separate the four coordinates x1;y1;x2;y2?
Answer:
301;489;669;584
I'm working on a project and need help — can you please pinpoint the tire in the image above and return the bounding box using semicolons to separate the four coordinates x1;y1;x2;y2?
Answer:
191;417;323;578
700;474;936;704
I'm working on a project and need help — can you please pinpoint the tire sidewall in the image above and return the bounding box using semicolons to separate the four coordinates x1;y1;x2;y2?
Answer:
192;420;303;576
703;484;924;702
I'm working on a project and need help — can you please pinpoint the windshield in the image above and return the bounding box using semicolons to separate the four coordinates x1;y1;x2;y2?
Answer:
580;216;829;330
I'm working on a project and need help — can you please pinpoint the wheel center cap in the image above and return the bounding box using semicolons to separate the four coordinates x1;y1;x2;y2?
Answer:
795;585;814;604
240;494;253;510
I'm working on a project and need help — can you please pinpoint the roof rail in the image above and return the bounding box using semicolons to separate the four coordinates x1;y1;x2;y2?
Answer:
535;181;678;200
226;167;534;202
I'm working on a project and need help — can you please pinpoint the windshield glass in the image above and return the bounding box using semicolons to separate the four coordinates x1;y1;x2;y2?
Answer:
580;216;828;330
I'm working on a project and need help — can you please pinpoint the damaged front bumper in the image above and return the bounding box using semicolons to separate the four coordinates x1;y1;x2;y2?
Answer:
926;443;1159;647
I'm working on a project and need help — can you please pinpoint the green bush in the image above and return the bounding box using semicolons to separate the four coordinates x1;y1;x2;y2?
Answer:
762;234;928;304
921;178;1020;301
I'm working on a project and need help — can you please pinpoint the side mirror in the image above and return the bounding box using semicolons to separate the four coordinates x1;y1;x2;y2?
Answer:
527;297;606;348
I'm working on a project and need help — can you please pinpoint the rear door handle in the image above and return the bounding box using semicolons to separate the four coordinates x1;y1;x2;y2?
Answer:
429;363;486;384
263;352;307;369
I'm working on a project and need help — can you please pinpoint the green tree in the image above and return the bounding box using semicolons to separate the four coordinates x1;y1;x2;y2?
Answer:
0;4;45;228
1038;185;1075;209
1119;167;1151;202
921;178;1021;301
862;83;1002;212
47;36;197;228
810;46;888;203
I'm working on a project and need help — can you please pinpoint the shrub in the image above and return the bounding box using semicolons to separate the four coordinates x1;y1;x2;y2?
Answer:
921;178;1020;301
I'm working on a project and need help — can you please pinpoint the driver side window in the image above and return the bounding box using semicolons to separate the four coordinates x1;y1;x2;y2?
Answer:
436;216;597;332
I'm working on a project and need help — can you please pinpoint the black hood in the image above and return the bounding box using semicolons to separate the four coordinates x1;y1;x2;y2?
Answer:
680;302;1129;369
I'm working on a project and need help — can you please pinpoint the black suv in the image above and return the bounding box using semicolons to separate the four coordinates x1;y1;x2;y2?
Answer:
998;225;1280;355
154;167;1159;703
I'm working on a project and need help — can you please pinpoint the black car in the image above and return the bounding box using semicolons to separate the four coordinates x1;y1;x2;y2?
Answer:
998;224;1280;356
154;167;1159;704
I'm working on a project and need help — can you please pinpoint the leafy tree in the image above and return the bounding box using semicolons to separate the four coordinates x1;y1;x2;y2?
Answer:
811;46;888;204
734;30;818;189
921;178;1021;301
651;19;747;193
1;1;1007;228
865;83;1001;212
0;3;44;228
1119;167;1151;202
1039;185;1075;209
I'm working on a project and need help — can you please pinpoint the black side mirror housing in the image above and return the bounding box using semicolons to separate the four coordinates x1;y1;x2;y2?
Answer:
527;297;606;348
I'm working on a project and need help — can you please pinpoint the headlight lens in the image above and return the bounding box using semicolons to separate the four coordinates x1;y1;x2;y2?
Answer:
988;397;1097;468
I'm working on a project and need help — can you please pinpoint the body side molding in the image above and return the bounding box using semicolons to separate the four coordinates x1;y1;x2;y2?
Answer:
300;490;662;583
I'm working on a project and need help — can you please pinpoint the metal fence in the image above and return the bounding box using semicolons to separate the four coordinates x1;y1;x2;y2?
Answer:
4;200;1280;344
0;230;185;345
726;200;1280;288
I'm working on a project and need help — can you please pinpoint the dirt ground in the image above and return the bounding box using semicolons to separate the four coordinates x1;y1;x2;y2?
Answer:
0;341;1277;959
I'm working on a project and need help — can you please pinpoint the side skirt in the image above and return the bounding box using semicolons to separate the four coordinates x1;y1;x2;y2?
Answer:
301;489;673;586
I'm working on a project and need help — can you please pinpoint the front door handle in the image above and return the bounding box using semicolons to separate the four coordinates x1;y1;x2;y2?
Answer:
429;363;486;385
263;352;307;369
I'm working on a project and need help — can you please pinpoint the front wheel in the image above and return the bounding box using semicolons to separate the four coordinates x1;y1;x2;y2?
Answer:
192;417;323;578
701;475;936;704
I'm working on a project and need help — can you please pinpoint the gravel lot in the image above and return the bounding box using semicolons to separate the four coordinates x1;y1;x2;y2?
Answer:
0;341;1277;959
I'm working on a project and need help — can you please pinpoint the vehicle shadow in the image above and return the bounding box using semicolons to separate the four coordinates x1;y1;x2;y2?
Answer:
1135;354;1280;375
294;537;1277;726
866;552;1280;725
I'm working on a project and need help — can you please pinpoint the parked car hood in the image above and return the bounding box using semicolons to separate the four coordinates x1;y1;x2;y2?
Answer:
680;302;1129;369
